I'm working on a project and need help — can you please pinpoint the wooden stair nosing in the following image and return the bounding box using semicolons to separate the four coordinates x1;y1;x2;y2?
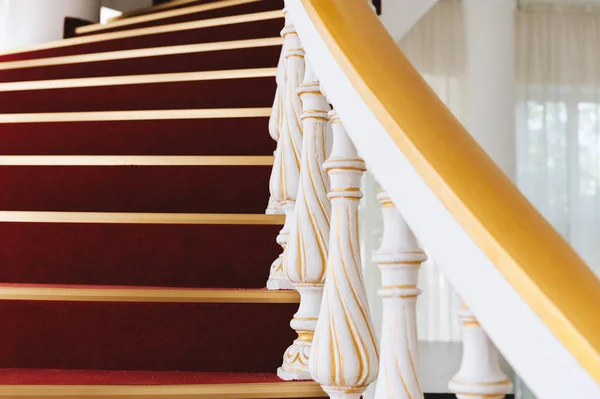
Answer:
0;155;274;166
0;211;285;225
0;68;277;92
0;108;272;123
109;0;210;22
0;381;323;398
0;285;298;303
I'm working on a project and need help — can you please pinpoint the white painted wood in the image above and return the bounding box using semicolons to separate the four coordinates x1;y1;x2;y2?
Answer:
462;0;517;179
309;110;379;399
0;0;101;51
380;0;439;41
449;304;512;399
286;2;600;397
373;191;426;399
266;26;286;216
266;10;305;290
278;60;332;380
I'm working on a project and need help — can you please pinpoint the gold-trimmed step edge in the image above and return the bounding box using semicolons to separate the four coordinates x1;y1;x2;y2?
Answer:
110;0;208;22
0;286;299;303
0;212;285;225
0;38;283;71
0;68;276;92
0;108;271;123
0;381;323;398
78;0;262;34
0;155;274;166
0;11;282;56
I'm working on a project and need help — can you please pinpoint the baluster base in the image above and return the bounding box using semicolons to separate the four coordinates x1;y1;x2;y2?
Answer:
266;195;284;215
266;203;295;291
323;386;365;399
449;379;512;399
277;286;322;380
266;255;295;290
277;334;312;380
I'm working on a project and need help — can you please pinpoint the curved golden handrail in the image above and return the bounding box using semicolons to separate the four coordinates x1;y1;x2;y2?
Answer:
300;0;600;383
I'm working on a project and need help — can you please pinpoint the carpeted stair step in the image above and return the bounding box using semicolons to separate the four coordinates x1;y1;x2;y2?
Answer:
0;115;274;155
0;212;282;288
0;71;276;113
0;39;281;82
77;0;284;37
0;369;325;398
0;285;298;372
110;0;221;20
0;161;271;213
0;12;283;62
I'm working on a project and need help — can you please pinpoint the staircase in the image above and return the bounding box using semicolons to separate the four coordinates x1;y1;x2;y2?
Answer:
2;1;599;398
0;0;326;397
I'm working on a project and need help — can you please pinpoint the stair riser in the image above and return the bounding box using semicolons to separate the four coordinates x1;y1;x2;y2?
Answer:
78;1;284;36
0;166;271;213
0;19;283;62
0;119;275;155
0;78;276;113
0;300;296;372
0;223;280;288
0;46;281;83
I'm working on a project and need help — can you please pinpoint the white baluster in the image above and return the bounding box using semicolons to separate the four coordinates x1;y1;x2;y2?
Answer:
449;304;512;399
266;27;286;215
266;11;305;290
310;110;379;399
373;191;426;399
278;60;331;380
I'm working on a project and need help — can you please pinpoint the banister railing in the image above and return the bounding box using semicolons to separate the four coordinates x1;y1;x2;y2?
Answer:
265;1;600;398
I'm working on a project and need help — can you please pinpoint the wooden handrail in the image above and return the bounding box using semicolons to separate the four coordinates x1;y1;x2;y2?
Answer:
297;0;600;387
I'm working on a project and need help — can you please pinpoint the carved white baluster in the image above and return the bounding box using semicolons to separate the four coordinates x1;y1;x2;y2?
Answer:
266;27;286;215
373;191;426;399
266;11;305;290
278;60;331;380
309;110;379;399
449;304;512;399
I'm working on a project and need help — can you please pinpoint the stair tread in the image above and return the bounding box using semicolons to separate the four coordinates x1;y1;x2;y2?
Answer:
0;369;311;386
0;283;298;303
0;11;282;61
77;0;283;37
79;0;263;35
0;38;282;72
0;67;277;91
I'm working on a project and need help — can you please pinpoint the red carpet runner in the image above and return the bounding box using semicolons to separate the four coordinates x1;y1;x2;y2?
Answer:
0;0;326;397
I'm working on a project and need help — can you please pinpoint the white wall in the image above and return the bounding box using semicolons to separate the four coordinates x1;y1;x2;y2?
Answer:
0;0;101;51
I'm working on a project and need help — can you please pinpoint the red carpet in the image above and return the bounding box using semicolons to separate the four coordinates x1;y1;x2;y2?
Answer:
0;119;274;155
0;45;281;82
0;297;296;371
0;223;280;287
0;0;315;394
0;369;285;385
0;78;277;112
0;166;272;212
0;18;283;61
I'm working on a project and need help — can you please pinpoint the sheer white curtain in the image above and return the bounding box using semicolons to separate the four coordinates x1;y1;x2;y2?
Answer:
517;4;600;276
363;0;466;342
399;0;465;342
